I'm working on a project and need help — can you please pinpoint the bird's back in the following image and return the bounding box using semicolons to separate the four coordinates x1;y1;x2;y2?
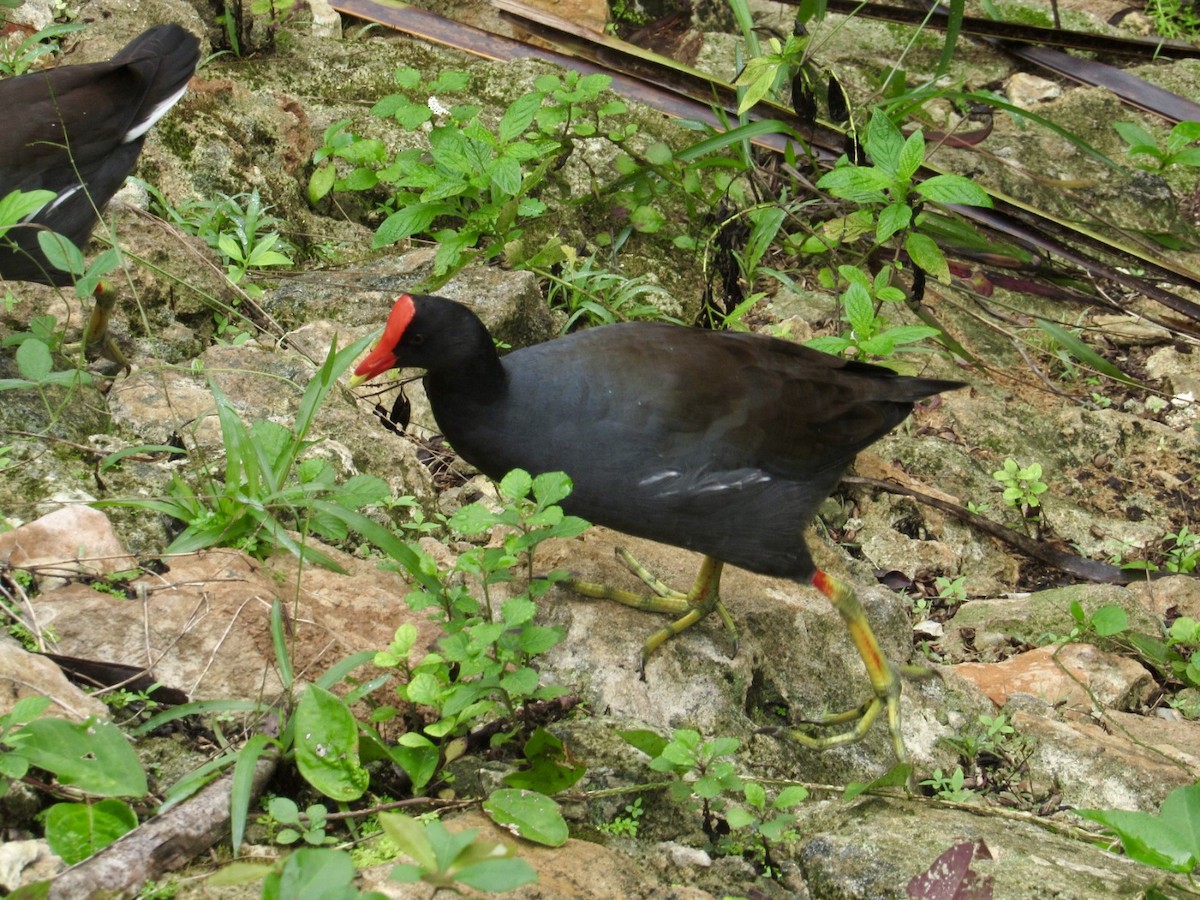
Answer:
0;25;199;283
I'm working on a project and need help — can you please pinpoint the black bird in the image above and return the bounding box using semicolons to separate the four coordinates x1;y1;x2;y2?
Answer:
351;293;966;763
0;24;200;365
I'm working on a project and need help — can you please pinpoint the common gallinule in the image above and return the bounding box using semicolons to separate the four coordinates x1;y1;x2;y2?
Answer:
0;24;200;365
351;294;966;762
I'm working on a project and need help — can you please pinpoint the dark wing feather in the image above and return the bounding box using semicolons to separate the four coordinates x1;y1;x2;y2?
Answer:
0;25;199;283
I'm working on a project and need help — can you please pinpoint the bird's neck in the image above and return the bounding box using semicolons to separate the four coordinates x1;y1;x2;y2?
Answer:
425;344;508;406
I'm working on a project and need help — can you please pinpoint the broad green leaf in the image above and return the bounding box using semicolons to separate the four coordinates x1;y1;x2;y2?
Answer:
1113;121;1156;149
391;733;440;793
18;718;147;797
1076;795;1200;874
36;230;83;275
373;203;449;247
294;685;368;801
270;847;359;900
864;109;905;180
483;789;569;846
842;281;875;336
44;798;138;864
620;728;669;758
532;471;573;508
817;166;891;203
896;130;926;182
453;857;537;892
0;188;55;233
499;468;533;502
1090;604;1129;637
308;165;337;203
844;762;912;801
15;338;53;382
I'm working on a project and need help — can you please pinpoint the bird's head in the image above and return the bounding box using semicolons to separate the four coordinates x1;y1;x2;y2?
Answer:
348;294;490;387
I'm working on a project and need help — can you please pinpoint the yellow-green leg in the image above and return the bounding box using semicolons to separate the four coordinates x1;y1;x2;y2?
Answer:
781;568;909;764
83;282;130;371
563;552;736;671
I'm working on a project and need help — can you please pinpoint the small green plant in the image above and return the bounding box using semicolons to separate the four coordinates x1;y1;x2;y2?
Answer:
371;470;586;791
99;334;392;570
992;458;1048;512
934;575;968;603
1146;0;1200;37
627;728;807;871
1115;120;1200;171
541;249;681;330
144;186;295;295
805;263;939;360
309;68;630;284
264;797;335;846
921;766;975;802
0;22;84;76
598;797;644;838
809;109;993;282
384;811;537;891
1164;525;1199;574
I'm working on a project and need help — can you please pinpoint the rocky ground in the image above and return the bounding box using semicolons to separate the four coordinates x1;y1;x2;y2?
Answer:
1;0;1199;897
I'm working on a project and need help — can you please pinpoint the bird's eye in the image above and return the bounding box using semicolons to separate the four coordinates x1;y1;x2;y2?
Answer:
407;333;425;347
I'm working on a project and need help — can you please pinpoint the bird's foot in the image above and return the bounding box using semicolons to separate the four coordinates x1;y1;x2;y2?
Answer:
769;568;915;766
561;551;736;669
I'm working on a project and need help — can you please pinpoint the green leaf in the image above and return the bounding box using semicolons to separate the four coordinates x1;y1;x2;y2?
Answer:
1114;121;1156;149
294;685;368;802
390;733;440;793
1077;784;1200;873
879;324;939;346
629;205;665;233
1090;604;1129;637
379;812;437;871
876;202;912;243
44;798;138;864
864;109;905;180
271;847;359;899
36;230;83;276
18;718;147;797
896;130;925;182
844;762;912;800
905;231;949;282
488;156;522;196
914;174;993;207
499;468;533;502
0;188;55;233
531;471;573;508
842;281;876;336
333;474;390;511
15;338;53;382
774;785;810;809
816;166;891;203
499;91;544;144
483;789;569;846
453;857;537;892
620;728;669;758
374;203;450;247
